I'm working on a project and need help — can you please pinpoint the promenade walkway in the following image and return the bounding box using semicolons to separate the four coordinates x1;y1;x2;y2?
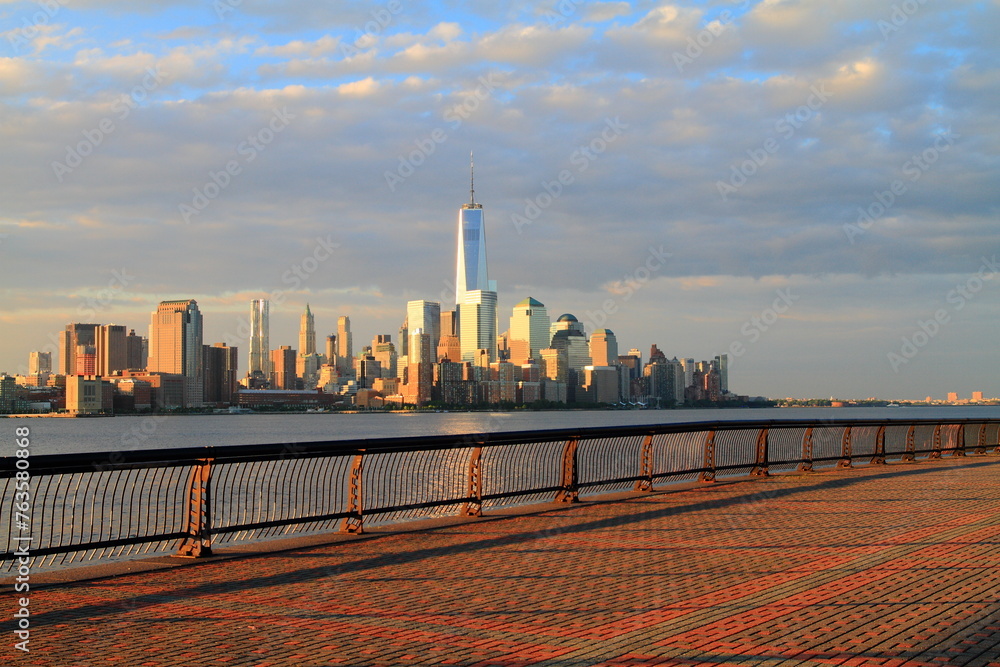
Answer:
9;456;1000;666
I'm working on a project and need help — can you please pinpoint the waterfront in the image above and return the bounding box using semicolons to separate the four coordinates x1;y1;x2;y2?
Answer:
5;406;1000;456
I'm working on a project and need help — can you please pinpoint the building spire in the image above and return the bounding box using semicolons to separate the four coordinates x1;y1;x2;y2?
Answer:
470;150;475;206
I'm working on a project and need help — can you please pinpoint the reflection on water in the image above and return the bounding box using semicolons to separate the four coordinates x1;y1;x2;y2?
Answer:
6;406;1000;456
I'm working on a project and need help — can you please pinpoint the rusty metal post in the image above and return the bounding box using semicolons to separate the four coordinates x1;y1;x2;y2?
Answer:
340;453;364;534
634;434;655;492
699;430;717;483
951;425;966;457
461;445;484;516
175;458;213;558
798;427;814;473
930;424;943;460
555;438;580;503
751;428;769;477
975;424;988;455
838;426;853;469
902;425;916;462
871;425;886;465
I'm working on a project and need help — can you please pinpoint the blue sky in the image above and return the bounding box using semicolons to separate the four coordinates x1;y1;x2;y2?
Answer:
1;0;998;399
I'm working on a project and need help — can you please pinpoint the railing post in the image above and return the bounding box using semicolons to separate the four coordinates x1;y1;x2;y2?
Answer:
929;424;943;460
555;437;580;503
634;434;655;492
751;428;769;477
699;430;716;483
951;425;966;457
341;452;364;534
798;427;814;472
175;457;213;558
871;425;886;465
975;424;988;455
462;445;484;516
902;425;916;462
838;426;853;469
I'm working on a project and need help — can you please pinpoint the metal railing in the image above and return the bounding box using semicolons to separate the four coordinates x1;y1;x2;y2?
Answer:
2;417;999;571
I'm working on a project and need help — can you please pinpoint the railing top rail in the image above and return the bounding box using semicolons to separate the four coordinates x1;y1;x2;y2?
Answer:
3;416;998;476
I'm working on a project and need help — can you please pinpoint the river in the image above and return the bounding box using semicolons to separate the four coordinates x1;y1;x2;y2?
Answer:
5;406;1000;456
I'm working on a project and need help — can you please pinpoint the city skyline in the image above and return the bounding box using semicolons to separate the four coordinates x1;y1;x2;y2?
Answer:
0;2;997;400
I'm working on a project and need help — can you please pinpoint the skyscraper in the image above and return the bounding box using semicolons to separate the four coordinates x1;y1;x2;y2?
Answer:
455;154;492;305
454;155;498;364
249;299;270;378
714;354;729;394
460;290;498;363
508;297;550;365
407;300;441;354
337;316;353;376
203;343;238;404
59;323;98;375
270;345;297;390
96;324;128;376
125;329;147;370
28;351;51;375
148;299;204;407
299;304;316;356
589;329;619;367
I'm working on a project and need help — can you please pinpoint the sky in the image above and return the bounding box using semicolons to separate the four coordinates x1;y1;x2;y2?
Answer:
0;0;998;400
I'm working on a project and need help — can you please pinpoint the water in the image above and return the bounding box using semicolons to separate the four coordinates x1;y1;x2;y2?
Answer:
5;406;1000;456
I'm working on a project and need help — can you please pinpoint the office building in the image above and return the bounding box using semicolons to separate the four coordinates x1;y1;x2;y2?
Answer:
148;299;204;407
407;301;441;355
126;329;147;369
508;297;550;365
589;329;619;367
550;315;591;372
372;335;397;378
270;345;297;390
459;290;498;363
96;324;128;376
28;351;52;375
325;334;337;367
299;304;316;356
455;155;493;304
337;316;353;376
65;375;113;415
59;323;98;375
203;343;238;404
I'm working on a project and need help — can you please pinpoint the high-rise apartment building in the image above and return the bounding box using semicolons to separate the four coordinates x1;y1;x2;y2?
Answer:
299;304;316;356
148;299;204;407
714;354;729;394
508;297;550;365
249;299;270;378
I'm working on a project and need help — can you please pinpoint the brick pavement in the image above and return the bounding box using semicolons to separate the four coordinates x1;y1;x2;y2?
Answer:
5;456;1000;666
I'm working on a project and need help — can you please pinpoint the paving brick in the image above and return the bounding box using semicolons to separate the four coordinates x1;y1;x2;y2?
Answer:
5;456;1000;665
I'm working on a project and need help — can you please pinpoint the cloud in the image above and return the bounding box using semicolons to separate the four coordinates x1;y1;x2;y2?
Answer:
0;0;997;398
